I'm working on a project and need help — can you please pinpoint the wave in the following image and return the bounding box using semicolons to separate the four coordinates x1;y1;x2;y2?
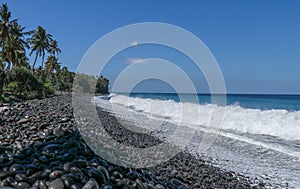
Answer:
106;94;300;141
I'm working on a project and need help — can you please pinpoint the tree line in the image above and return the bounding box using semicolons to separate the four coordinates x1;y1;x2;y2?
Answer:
0;3;109;102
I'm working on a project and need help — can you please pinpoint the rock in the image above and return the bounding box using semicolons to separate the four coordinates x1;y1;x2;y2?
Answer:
171;178;182;186
73;160;87;168
90;168;106;184
97;166;110;180
15;174;27;182
63;162;73;172
155;184;165;189
5;177;16;187
62;153;73;161
49;178;64;189
15;141;23;150
38;180;48;189
171;169;178;175
135;179;147;189
112;171;123;180
15;182;31;189
102;186;112;189
0;106;9;113
9;164;23;172
28;171;43;181
49;170;63;179
126;171;138;181
53;127;64;137
69;167;83;174
39;155;48;163
63;177;75;188
60;117;70;123
41;169;52;178
70;183;82;189
43;144;60;151
82;178;100;189
17;118;29;125
39;123;50;129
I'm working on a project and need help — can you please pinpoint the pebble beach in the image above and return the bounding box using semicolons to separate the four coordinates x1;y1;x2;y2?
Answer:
0;94;269;189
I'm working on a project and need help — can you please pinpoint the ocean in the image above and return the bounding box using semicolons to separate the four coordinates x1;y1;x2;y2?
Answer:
94;93;300;188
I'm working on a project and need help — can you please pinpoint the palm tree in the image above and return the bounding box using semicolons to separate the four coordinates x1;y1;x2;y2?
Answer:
49;40;61;56
35;66;43;78
1;21;28;69
45;55;60;82
10;21;30;48
19;56;30;68
28;26;53;70
0;3;24;70
0;3;17;46
2;35;26;68
0;60;5;93
60;66;68;81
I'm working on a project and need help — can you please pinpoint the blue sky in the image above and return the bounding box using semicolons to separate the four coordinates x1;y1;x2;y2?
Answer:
4;0;300;94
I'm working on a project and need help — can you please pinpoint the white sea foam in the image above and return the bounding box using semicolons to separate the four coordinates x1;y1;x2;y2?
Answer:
107;94;300;141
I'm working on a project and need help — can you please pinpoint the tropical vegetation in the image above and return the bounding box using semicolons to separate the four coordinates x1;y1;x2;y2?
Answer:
0;3;109;102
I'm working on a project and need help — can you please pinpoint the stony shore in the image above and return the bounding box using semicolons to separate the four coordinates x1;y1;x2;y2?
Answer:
0;94;269;189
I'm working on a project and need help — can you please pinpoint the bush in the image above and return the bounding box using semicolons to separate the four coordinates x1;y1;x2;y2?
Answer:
4;81;18;94
43;82;55;96
26;91;40;99
4;67;42;99
1;94;10;102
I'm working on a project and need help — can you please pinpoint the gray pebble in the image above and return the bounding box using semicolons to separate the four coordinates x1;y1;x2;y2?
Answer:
49;178;64;189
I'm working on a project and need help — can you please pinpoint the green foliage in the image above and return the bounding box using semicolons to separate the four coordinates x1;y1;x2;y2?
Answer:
73;73;109;94
26;91;40;99
4;67;42;99
1;94;10;102
43;82;54;96
73;73;95;93
96;76;109;94
3;81;18;93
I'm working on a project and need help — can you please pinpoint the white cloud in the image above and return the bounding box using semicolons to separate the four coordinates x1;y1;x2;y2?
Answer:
124;58;148;64
130;41;139;47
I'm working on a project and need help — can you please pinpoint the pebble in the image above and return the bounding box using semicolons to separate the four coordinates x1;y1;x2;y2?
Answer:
49;178;64;189
49;170;64;179
38;180;47;189
90;168;106;184
82;178;100;189
15;182;31;189
16;118;29;125
53;127;64;137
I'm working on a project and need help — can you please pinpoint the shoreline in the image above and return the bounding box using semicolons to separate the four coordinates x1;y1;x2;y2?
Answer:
0;94;270;188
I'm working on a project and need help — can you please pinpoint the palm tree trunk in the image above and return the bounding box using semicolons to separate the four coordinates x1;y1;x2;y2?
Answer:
41;53;45;70
32;54;38;71
41;53;45;81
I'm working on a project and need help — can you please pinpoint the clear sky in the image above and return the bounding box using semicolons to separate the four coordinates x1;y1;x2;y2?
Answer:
4;0;300;94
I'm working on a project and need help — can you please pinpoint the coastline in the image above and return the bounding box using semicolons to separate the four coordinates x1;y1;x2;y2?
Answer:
0;94;270;188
